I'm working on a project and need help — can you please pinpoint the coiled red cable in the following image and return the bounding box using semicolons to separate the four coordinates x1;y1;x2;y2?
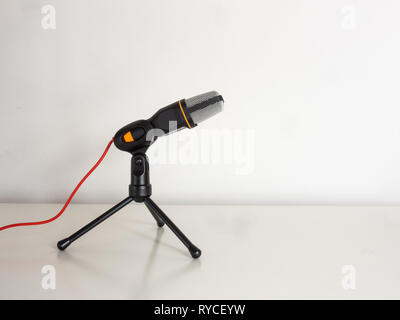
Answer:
0;138;114;232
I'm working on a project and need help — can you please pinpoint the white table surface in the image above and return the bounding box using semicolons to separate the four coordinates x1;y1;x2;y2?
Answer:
0;203;399;299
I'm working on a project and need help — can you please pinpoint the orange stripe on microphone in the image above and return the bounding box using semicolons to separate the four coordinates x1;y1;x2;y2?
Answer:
179;100;192;129
123;131;134;142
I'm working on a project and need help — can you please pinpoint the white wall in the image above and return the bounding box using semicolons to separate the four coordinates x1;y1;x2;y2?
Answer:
1;0;400;205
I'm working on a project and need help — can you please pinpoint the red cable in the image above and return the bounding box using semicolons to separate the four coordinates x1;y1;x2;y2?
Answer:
0;138;114;232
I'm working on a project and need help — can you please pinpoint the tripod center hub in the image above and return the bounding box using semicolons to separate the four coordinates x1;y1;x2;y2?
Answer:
129;153;152;202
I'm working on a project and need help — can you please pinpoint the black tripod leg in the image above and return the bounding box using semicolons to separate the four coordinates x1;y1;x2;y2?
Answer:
143;197;201;259
146;204;165;227
57;197;134;251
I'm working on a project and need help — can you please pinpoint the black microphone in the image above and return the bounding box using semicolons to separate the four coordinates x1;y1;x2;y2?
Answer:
55;91;224;257
114;91;224;154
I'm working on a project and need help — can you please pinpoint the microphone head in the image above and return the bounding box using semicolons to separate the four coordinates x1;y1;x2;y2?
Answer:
184;91;224;125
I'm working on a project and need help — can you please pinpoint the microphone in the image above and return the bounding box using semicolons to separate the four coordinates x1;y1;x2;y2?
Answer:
114;91;224;154
56;91;224;257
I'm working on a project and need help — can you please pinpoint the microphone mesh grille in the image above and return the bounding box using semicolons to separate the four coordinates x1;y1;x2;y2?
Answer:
185;91;223;125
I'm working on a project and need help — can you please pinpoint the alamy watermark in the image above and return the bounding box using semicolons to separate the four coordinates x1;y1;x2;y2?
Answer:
341;5;356;30
41;265;56;290
146;122;255;175
341;264;356;290
41;5;56;30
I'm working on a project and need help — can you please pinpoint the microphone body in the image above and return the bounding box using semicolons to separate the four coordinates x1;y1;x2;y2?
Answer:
114;91;223;154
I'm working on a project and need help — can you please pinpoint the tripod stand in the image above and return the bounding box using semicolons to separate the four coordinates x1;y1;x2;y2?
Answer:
57;153;201;259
